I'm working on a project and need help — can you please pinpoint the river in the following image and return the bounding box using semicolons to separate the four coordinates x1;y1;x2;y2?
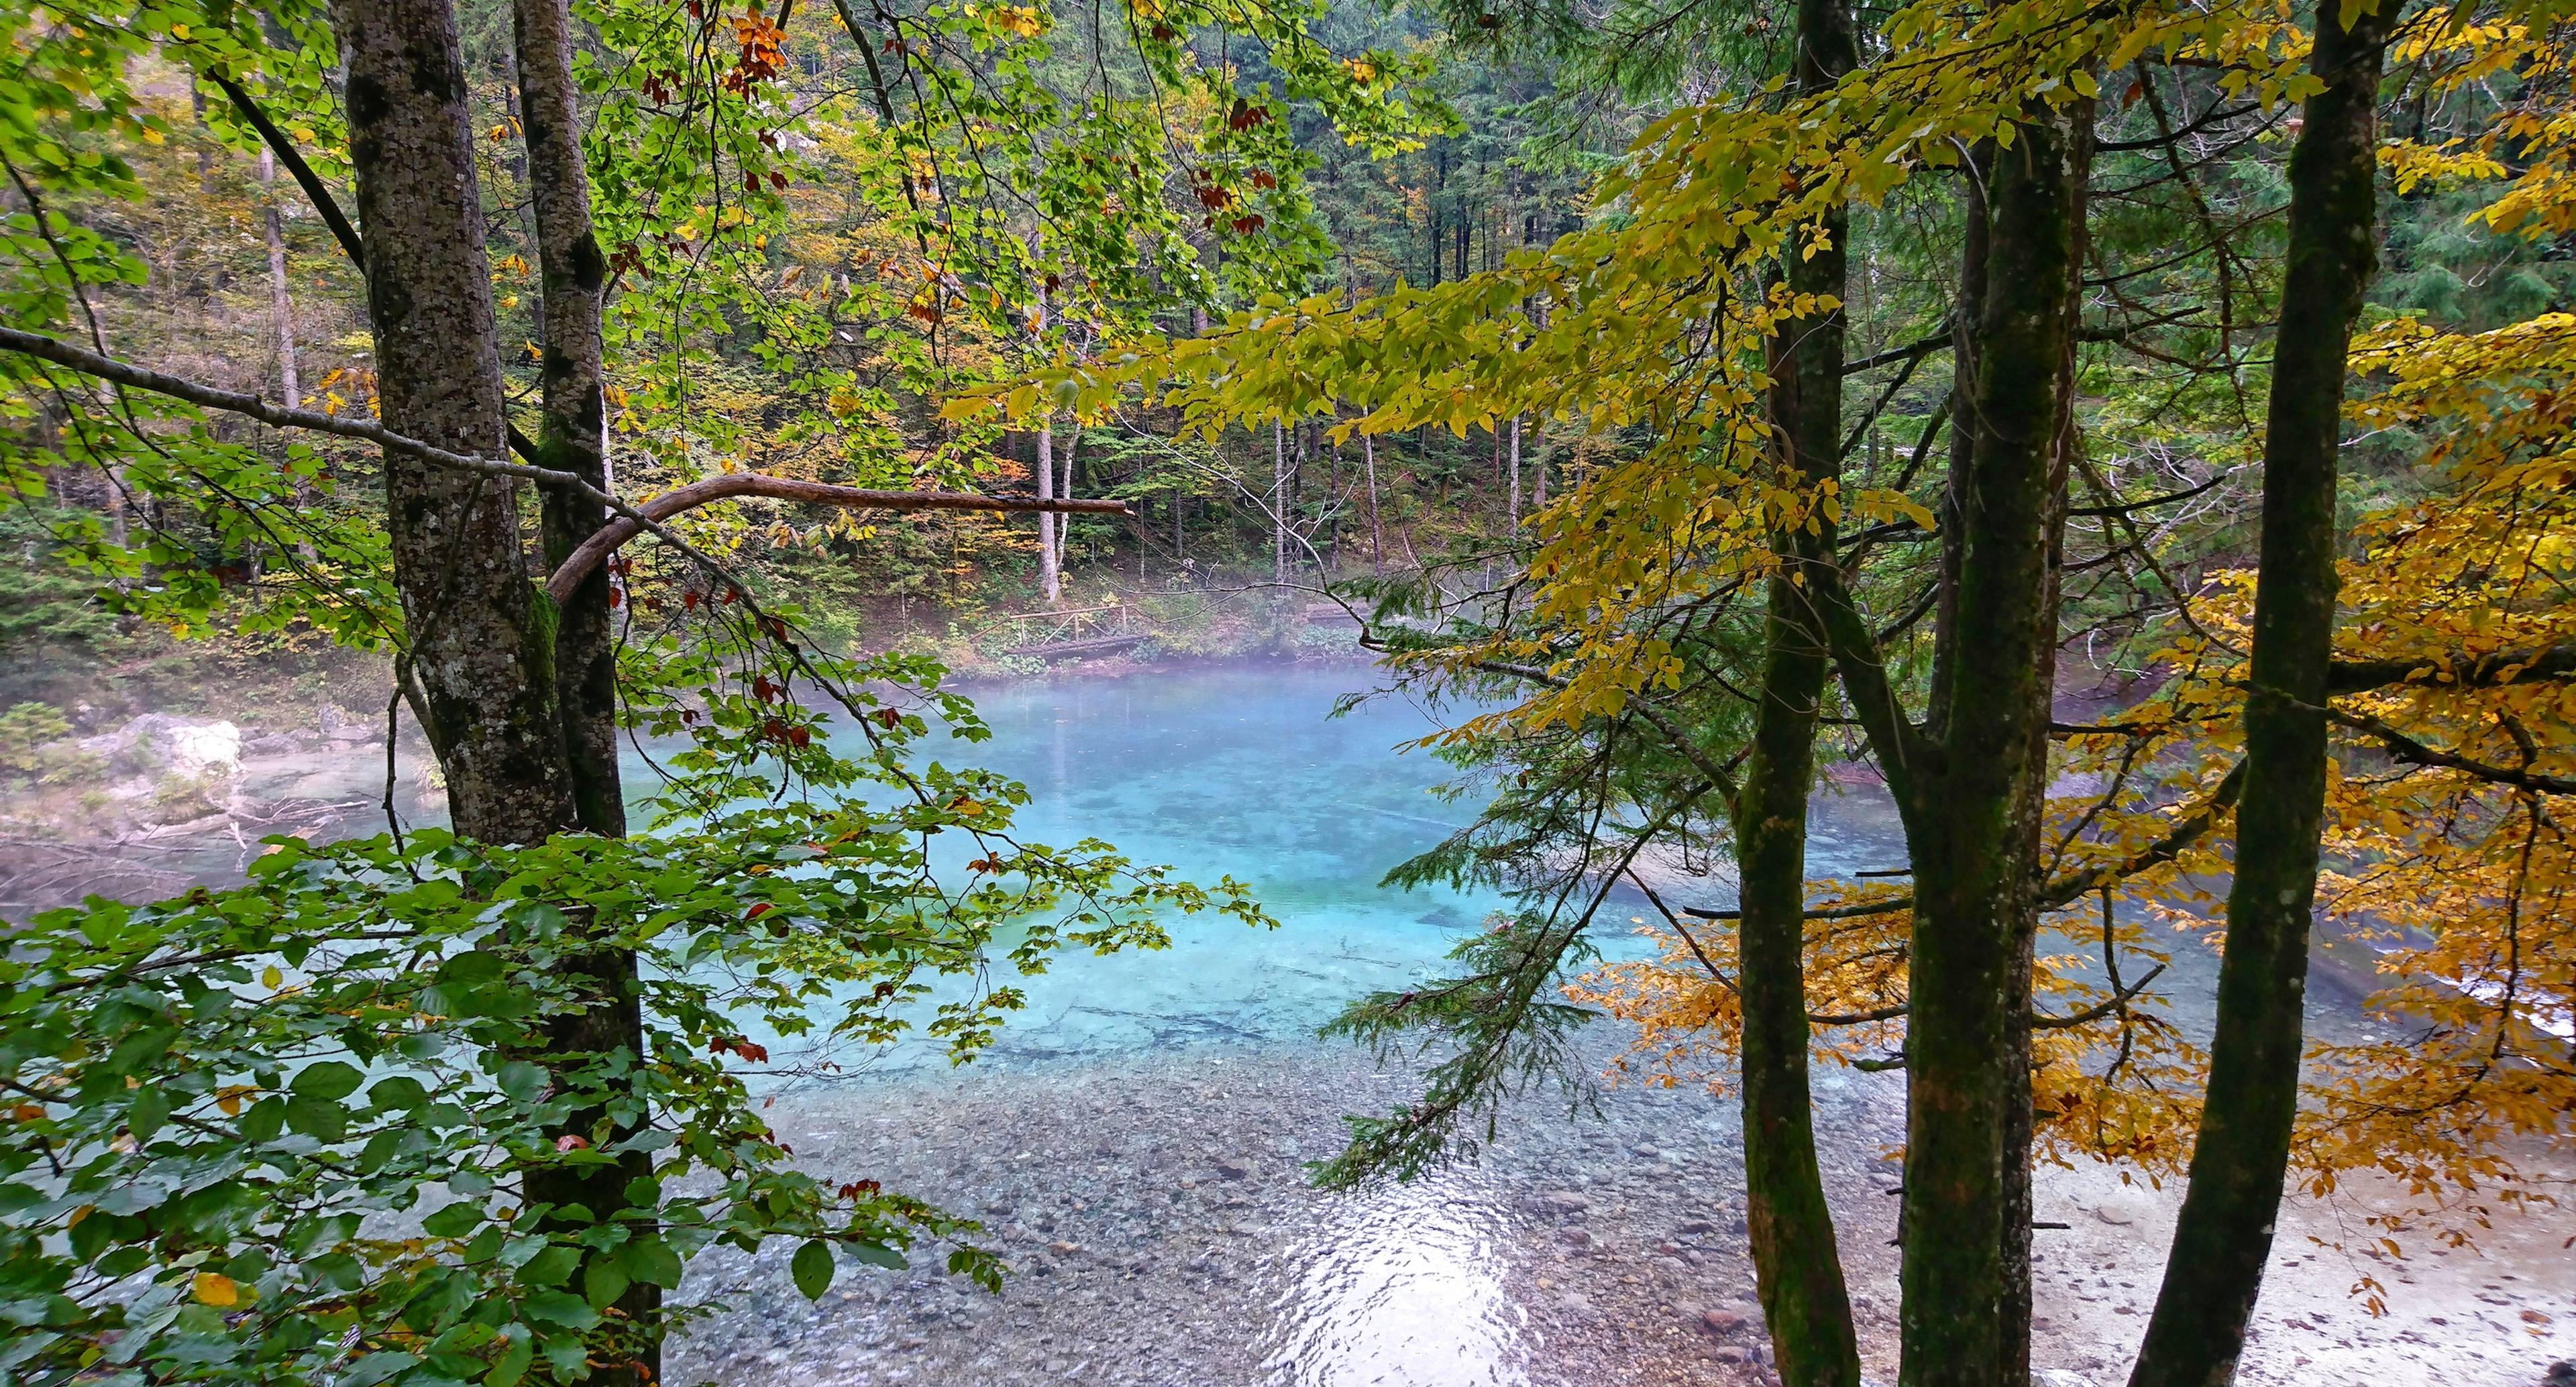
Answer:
13;660;2569;1385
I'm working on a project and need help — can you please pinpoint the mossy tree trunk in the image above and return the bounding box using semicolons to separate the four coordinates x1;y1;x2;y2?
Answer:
2128;5;2394;1383
329;0;576;847
1892;98;2088;1387
333;3;655;1379
1812;96;2090;1387
512;2;661;1381
515;0;625;840
1730;0;1865;1382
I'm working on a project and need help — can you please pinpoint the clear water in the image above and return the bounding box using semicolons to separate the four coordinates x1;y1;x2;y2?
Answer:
43;660;2514;1386
839;664;1549;1066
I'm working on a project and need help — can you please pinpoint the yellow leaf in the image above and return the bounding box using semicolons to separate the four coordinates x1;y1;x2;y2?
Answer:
262;966;283;989
193;1272;239;1307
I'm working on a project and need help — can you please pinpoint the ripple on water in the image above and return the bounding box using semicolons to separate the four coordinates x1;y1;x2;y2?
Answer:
1257;1170;1529;1387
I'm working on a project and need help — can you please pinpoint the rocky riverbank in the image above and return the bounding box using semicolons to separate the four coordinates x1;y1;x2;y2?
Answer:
0;704;438;915
664;1032;2576;1387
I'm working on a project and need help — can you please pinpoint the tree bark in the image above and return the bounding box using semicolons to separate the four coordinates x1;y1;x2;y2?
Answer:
1362;431;1383;574
1327;429;1342;561
2127;6;2392;1384
1037;416;1060;602
1732;2;1864;1382
501;50;546;344
259;147;315;561
510;3;659;1380
330;0;576;847
515;0;623;839
1033;268;1061;604
258;149;300;415
1059;415;1078;575
1892;97;2089;1387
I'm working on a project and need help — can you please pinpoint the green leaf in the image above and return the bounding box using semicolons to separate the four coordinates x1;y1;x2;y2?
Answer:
339;1351;419;1387
485;1333;533;1387
435;951;506;987
421;1203;484;1239
619;1237;684;1289
494;1061;547;1103
284;1095;345;1142
849;1241;906;1270
517;1291;598;1329
582;1258;629;1309
238;1095;287;1142
291;1060;365;1101
369;1075;430;1111
519;1245;581;1289
790;1240;834;1300
127;1086;167;1142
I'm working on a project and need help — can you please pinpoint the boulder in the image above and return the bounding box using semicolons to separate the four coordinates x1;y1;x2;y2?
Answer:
80;714;241;779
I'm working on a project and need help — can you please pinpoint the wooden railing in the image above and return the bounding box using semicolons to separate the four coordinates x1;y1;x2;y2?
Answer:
990;602;1146;654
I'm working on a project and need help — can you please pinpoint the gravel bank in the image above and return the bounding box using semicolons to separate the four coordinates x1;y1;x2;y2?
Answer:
665;1032;2575;1386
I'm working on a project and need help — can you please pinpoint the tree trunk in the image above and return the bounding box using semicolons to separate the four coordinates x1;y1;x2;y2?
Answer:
1327;430;1342;563
1894;97;2089;1387
510;3;659;1380
258;149;300;414
1363;431;1383;574
515;0;623;839
1037;416;1059;602
1059;421;1077;576
2128;7;2391;1384
1273;420;1288;584
259;147;315;561
1733;2;1864;1382
1507;416;1522;529
330;0;576;848
191;80;215;195
502;52;546;344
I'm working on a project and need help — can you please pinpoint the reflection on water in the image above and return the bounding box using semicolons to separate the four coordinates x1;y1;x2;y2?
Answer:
1258;1171;1529;1387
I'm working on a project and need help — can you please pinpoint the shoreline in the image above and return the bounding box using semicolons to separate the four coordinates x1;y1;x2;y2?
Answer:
670;1028;2576;1387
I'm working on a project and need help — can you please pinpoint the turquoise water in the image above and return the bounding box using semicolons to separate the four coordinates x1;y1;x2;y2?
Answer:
775;661;1941;1072
847;663;1534;1065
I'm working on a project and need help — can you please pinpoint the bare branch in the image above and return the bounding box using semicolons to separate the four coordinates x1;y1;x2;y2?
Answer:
0;326;1130;606
546;475;1126;602
2039;759;2246;907
2031;962;2169;1030
205;72;367;272
2330;708;2576;796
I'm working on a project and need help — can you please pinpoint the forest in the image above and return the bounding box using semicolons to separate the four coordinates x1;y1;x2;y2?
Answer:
0;0;2571;1385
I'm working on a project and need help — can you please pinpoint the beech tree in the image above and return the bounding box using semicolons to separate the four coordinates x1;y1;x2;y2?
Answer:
0;0;1436;1378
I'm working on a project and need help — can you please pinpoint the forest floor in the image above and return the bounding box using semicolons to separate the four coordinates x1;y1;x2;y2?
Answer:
664;1032;2575;1387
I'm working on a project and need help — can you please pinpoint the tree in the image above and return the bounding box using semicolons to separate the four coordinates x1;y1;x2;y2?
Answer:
974;0;2575;1383
2127;0;2399;1380
0;0;1402;1377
